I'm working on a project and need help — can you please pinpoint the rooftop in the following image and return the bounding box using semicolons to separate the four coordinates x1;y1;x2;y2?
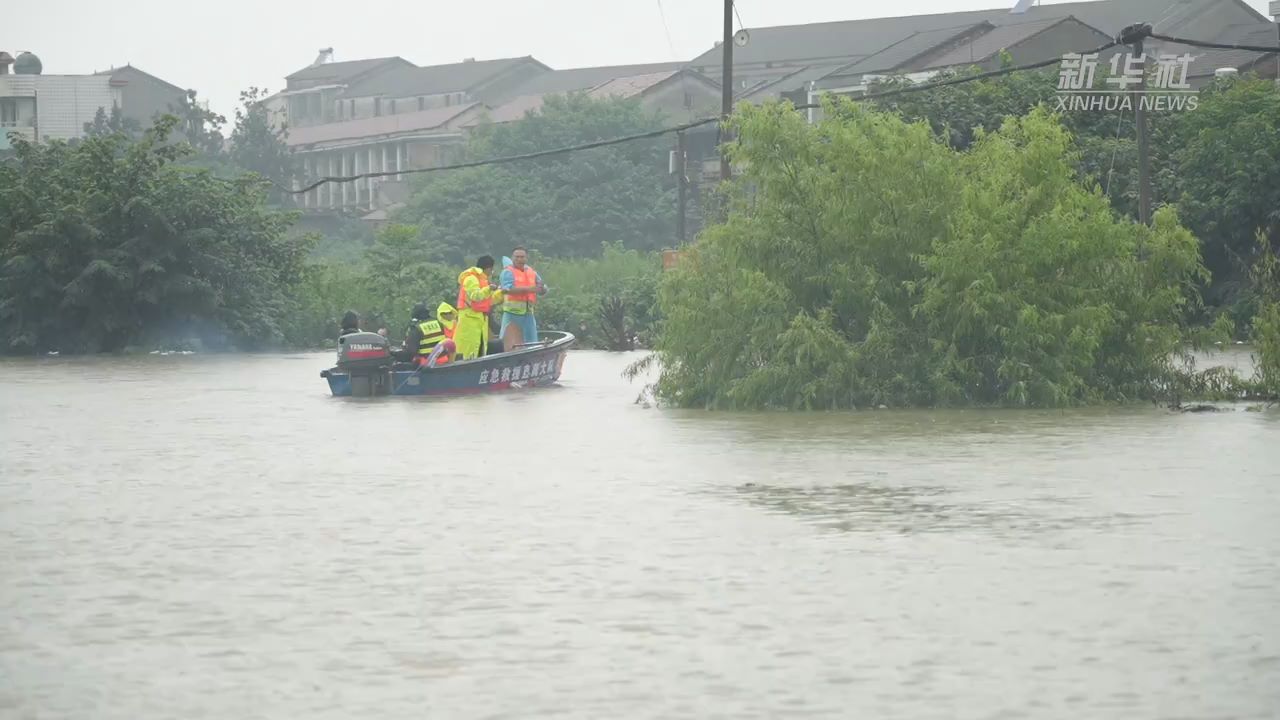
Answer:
688;0;1263;68
344;56;548;98
287;103;481;147
286;56;411;82
509;62;687;96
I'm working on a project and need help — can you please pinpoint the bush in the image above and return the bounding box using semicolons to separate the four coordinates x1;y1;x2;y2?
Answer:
536;244;660;349
0;119;307;353
649;101;1208;409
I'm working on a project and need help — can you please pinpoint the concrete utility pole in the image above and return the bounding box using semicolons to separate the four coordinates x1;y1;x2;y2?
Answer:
720;0;734;182
1121;23;1154;226
677;131;688;244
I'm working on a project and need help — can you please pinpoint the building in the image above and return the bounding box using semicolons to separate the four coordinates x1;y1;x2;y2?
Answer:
94;64;188;128
283;53;551;212
284;0;1278;216
1;51;120;149
479;65;721;125
1;51;189;151
811;16;1113;106
685;0;1277;108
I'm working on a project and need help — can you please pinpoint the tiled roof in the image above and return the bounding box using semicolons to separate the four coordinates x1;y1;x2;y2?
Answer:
345;56;546;98
688;0;1249;68
287;104;480;147
287;57;409;82
510;62;686;96
920;17;1107;69
832;23;994;75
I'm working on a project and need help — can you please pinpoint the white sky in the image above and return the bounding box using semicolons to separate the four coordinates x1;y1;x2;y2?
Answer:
9;0;1276;118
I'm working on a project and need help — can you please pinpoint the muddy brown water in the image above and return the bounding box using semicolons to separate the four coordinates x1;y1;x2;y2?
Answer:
2;349;1277;719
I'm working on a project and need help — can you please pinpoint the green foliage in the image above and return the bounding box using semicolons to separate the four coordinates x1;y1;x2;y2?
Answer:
396;94;675;262
168;89;226;156
362;223;455;328
865;70;1280;318
1164;77;1280;306
0;118;309;353
227;87;297;206
280;223;455;347
868;67;1059;150
536;244;660;349
650;100;1208;410
1248;233;1280;395
83;104;143;139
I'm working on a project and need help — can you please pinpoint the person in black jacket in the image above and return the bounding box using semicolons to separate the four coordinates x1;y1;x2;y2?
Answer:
339;310;360;336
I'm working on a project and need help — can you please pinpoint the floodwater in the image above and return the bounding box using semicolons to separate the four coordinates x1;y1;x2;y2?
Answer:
1;349;1278;719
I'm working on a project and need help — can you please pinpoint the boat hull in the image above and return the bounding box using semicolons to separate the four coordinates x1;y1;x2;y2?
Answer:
321;331;575;397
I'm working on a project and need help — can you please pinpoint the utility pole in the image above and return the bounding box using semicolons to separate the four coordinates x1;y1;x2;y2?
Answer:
676;131;688;244
720;0;733;181
1122;23;1154;225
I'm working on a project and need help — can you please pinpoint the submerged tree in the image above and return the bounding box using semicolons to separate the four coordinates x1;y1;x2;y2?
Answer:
648;100;1206;410
0;117;308;353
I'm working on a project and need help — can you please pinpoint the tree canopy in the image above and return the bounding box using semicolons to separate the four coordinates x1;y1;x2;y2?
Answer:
0;117;308;353
649;101;1208;409
394;94;676;263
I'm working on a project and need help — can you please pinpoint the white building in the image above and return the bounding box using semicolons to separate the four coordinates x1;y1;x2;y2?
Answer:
1;51;123;150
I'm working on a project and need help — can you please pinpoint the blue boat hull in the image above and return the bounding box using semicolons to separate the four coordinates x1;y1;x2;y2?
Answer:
321;331;575;397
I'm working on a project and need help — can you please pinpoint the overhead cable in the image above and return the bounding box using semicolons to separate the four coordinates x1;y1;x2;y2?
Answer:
286;39;1121;195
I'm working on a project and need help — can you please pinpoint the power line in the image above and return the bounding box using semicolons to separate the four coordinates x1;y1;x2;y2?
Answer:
287;39;1120;196
655;0;679;60
1147;33;1280;53
279;30;1280;195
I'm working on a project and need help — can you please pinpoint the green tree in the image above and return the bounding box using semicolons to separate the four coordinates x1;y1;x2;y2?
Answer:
360;223;455;337
0;117;308;353
537;244;660;349
228;87;297;205
1248;234;1280;395
168;89;226;156
396;94;675;262
1163;77;1280;313
83;103;143;138
648;101;1206;410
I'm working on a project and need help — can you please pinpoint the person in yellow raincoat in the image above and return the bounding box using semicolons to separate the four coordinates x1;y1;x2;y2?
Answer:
436;301;457;341
454;256;502;360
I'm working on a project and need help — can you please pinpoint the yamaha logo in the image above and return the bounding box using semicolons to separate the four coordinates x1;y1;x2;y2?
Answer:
349;344;381;352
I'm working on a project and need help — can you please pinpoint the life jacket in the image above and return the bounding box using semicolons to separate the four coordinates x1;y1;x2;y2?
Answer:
456;267;493;314
416;320;446;355
504;264;538;314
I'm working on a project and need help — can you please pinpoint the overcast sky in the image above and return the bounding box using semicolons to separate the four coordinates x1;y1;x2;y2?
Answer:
9;0;1276;118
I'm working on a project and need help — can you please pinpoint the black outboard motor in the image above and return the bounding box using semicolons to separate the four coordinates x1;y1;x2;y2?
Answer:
336;331;392;396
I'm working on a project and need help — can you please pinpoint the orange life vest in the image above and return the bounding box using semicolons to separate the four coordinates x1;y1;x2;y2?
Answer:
505;264;539;307
456;268;493;313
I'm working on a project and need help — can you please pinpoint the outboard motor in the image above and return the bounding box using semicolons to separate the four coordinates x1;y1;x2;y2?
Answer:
335;331;392;396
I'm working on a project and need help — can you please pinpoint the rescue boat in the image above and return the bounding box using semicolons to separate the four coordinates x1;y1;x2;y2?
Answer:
320;330;575;397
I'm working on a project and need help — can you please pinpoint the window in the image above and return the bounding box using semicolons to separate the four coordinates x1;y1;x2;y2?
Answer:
0;99;16;125
445;94;452;107
349;99;356;118
390;98;397;114
375;98;382;117
683;92;693;109
418;96;425;111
